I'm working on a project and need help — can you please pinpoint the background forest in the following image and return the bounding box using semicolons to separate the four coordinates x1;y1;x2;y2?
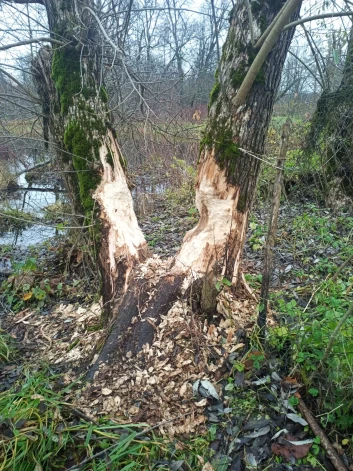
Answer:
0;0;353;470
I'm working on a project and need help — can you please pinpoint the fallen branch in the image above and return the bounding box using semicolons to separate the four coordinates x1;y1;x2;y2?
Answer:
298;399;348;471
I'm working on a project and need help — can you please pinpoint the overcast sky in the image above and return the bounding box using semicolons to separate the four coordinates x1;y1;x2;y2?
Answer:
0;1;352;73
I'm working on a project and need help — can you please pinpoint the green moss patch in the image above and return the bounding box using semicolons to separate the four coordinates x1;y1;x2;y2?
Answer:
209;81;221;105
64;121;101;216
99;86;108;104
52;47;81;114
201;119;240;176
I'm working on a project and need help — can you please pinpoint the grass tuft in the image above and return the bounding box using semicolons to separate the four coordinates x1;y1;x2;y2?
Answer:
0;367;210;470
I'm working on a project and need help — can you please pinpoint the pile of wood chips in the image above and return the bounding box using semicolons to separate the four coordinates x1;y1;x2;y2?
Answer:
5;257;262;436
77;290;258;436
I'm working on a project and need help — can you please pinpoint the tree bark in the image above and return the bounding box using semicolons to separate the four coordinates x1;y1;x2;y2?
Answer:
308;24;353;198
31;0;148;311
173;0;301;285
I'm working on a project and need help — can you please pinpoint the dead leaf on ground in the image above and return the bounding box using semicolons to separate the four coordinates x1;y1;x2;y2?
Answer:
271;434;312;461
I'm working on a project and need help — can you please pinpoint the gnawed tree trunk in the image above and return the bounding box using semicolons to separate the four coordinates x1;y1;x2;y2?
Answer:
31;0;148;309
88;0;301;377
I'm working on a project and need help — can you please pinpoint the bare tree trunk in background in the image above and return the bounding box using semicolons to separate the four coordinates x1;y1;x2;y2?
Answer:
89;0;301;375
31;0;148;311
308;23;353;198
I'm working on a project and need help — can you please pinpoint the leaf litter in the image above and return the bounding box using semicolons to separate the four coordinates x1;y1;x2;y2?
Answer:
2;253;322;469
2;199;352;469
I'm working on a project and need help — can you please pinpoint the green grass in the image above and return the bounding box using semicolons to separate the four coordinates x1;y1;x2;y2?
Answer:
0;330;17;362
0;367;211;471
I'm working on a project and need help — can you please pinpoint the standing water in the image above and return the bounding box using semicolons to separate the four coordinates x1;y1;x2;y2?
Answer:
0;159;64;247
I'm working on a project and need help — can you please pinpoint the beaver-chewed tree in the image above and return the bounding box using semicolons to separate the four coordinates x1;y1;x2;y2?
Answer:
9;0;300;373
27;0;149;310
88;0;301;375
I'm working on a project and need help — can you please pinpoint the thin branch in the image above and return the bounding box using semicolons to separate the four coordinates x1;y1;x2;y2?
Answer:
234;0;302;108
0;37;64;52
244;0;255;45
82;5;155;116
0;62;36;76
3;0;44;4
111;7;222;20
301;26;327;89
283;11;353;32
288;50;323;88
10;160;51;182
255;1;288;49
0;96;45;118
0;211;94;230
0;67;41;103
331;253;353;282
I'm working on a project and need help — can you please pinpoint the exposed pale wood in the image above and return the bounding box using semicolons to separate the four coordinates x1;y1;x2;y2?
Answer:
95;130;149;295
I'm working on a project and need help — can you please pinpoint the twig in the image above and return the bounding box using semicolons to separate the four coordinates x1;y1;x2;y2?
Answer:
258;119;290;333
330;253;353;282
298;399;348;471
13;309;31;323
0;37;65;52
70;407;100;426
241;272;258;301
39;325;52;348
